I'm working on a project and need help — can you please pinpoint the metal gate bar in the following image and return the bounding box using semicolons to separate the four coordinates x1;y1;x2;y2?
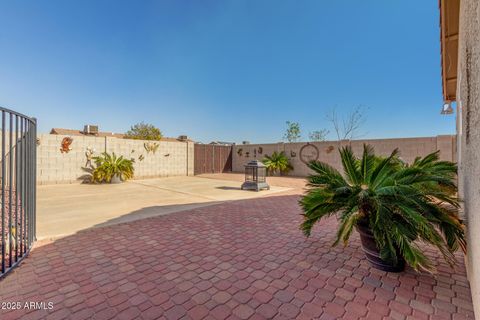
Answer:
0;106;37;278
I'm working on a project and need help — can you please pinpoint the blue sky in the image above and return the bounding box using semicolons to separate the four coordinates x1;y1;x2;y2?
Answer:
0;1;454;143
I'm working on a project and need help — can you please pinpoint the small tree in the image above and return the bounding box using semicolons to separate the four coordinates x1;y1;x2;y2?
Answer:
326;106;366;140
283;121;301;142
124;122;163;141
309;129;329;142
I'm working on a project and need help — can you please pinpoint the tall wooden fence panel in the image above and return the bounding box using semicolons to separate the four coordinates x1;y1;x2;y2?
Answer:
194;144;232;175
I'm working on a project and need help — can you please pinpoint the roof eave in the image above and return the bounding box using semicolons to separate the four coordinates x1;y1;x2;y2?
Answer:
439;0;460;101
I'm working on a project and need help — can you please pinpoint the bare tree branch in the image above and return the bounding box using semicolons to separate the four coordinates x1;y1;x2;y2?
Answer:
326;106;367;140
309;129;329;141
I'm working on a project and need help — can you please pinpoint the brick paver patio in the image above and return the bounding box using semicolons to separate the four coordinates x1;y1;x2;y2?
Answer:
0;190;474;319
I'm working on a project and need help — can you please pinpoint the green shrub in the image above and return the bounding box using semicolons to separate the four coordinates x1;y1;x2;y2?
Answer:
262;151;293;175
91;152;135;183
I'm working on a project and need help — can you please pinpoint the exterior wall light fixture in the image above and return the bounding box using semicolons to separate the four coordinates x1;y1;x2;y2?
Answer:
441;101;454;115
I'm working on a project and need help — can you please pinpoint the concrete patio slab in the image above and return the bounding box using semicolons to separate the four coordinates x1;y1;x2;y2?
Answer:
37;176;289;240
198;173;308;190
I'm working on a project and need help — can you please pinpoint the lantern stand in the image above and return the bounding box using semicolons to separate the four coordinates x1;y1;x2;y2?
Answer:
241;160;270;191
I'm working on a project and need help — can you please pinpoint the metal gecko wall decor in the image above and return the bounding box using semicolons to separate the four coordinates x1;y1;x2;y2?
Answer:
60;137;73;153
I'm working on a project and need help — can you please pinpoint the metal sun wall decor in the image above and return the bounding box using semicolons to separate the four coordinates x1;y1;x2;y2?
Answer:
60;137;73;153
299;143;319;164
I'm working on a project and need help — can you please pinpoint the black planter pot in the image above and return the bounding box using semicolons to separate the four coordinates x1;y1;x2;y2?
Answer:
356;223;405;272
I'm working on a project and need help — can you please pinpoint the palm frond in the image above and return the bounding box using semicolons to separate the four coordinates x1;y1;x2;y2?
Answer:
360;144;375;182
307;161;346;188
334;209;362;246
339;146;361;185
369;148;399;188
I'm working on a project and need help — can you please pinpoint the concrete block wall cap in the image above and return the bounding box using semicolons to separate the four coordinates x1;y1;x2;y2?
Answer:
437;134;456;138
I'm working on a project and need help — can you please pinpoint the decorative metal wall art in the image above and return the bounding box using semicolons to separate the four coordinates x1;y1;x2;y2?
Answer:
326;145;335;154
144;142;159;154
60;137;73;153
299;143;319;164
85;147;95;167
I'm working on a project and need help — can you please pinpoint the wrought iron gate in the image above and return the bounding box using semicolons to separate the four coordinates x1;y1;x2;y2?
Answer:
0;107;37;278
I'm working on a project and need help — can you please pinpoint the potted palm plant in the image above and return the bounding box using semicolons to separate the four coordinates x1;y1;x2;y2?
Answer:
262;151;293;176
300;145;466;272
91;152;135;184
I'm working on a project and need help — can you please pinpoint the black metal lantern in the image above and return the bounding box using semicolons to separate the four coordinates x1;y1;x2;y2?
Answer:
241;160;270;191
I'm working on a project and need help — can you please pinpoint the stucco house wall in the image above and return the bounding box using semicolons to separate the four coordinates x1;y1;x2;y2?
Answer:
232;136;456;176
456;0;480;315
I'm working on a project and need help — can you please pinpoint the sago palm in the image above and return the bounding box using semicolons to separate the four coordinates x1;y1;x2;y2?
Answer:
262;151;292;175
300;144;466;272
92;152;135;183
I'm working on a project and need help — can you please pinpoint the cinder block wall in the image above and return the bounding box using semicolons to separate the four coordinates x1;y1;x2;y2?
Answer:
36;134;194;184
36;134;456;184
232;135;456;176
